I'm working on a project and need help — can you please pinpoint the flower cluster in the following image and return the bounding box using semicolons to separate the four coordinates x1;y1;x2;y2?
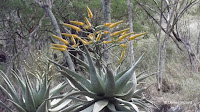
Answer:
51;6;146;63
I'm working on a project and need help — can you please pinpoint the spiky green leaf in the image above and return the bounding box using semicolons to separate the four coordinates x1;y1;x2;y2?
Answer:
114;98;139;112
50;82;67;97
49;60;92;91
105;66;115;97
59;70;89;91
115;54;144;93
60;103;83;112
0;100;13;112
0;85;12;99
8;99;26;112
24;77;36;111
83;45;104;95
93;100;109;112
49;99;72;111
115;69;128;81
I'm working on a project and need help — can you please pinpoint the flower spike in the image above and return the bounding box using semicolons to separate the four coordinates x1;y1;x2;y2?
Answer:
70;21;85;26
84;17;92;28
52;34;69;45
119;50;126;64
63;23;82;31
51;47;66;51
52;44;67;49
110;28;130;37
120;44;128;48
118;32;135;41
128;32;146;40
86;6;93;19
109;20;123;28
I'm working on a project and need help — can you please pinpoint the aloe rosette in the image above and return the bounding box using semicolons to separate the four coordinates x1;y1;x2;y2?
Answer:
0;69;73;112
49;45;154;112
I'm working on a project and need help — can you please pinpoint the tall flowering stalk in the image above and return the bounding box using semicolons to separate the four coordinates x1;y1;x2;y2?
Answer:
51;5;146;64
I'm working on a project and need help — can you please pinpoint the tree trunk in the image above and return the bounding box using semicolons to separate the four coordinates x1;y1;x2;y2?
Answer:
101;0;111;62
183;40;197;71
127;0;134;64
157;0;164;92
196;32;200;56
42;4;75;71
101;0;111;24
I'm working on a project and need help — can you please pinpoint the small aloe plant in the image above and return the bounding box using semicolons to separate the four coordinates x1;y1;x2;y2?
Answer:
0;68;73;112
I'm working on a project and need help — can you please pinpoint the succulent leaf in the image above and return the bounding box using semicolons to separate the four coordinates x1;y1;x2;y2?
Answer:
105;66;115;97
114;69;128;81
49;59;92;91
80;104;94;112
36;100;47;112
49;99;72;111
93;100;109;112
114;98;139;112
132;88;146;97
50;82;67;97
37;74;48;106
0;71;22;106
83;45;104;95
60;103;83;112
0;85;12;99
0;100;12;112
115;54;144;93
59;70;89;91
107;103;117;111
8;99;26;112
24;78;36;111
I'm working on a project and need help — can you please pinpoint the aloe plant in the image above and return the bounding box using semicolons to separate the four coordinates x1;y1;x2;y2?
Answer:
49;45;154;112
0;68;73;112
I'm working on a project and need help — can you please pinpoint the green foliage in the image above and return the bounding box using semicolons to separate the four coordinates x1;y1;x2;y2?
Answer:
49;46;154;111
0;68;71;112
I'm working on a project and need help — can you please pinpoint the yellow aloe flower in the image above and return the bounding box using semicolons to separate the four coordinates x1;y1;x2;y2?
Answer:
128;32;146;40
96;32;102;41
81;40;88;45
76;37;88;45
63;23;82;31
110;28;130;37
51;47;66;51
86;6;93;19
84;17;92;28
88;34;94;40
72;43;80;48
117;32;135;41
70;21;85;26
86;41;93;45
103;31;110;34
51;44;67;49
102;40;114;44
71;36;76;45
96;30;101;34
119;50;125;63
52;34;69;45
104;23;112;27
62;33;78;38
109;20;123;28
121;31;127;35
83;25;90;30
120;44;128;48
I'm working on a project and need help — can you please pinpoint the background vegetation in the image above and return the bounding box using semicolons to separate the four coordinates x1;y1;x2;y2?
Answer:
0;0;200;111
